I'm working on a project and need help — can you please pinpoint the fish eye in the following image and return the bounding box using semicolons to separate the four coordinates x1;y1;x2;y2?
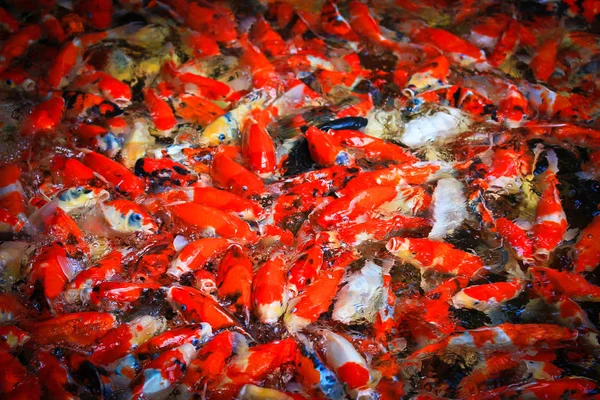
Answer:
218;134;226;141
128;213;143;226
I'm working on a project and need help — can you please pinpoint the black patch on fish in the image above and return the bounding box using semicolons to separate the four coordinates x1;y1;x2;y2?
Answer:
179;273;195;288
574;60;600;78
85;47;110;72
114;12;148;25
379;17;402;35
134;158;195;190
258;194;275;210
571;86;589;95
352;78;375;94
28;280;48;313
490;292;530;324
482;104;498;121
482;191;524;221
451;306;491;329
452;87;462;107
548;247;573;271
63;92;80;110
554;145;585;174
579;302;600;329
244;319;287;344
390;262;421;294
470;273;508;286
281;212;308;235
219;45;243;58
172;165;189;175
514;60;536;82
584;266;600;287
516;1;562;19
554;348;600;383
299;73;316;88
590;14;600;34
420;355;474;393
357;51;398;72
0;232;18;241
445;226;486;255
533;155;549;176
51;347;65;358
301;106;334;126
130;79;146;103
279;14;300;41
565;0;586;16
154;136;174;145
92;102;123;118
174;357;187;373
559;177;600;230
134;158;146;177
282;137;317;176
72;360;105;398
318;116;368;131
352;79;389;107
302;29;318;40
231;0;263;18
